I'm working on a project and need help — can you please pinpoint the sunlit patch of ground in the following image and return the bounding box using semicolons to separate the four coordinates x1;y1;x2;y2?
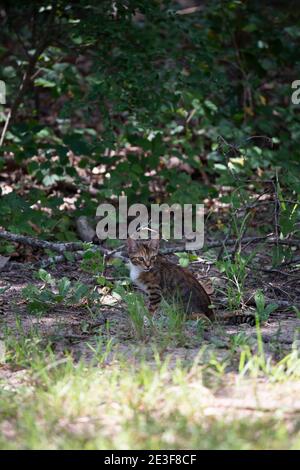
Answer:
0;260;300;449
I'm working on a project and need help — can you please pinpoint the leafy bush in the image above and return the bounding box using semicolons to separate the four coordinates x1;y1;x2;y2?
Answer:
0;1;299;241
22;269;93;315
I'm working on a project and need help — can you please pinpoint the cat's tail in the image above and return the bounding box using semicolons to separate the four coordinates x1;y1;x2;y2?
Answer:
215;311;256;326
187;311;255;326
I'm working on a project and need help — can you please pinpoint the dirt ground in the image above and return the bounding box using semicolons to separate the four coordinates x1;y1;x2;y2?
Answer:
1;254;299;358
0;252;300;350
1;251;300;426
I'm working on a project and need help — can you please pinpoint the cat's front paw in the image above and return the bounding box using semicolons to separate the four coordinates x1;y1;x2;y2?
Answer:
189;312;212;325
148;305;158;316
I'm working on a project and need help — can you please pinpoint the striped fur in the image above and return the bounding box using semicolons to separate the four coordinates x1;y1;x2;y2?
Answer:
127;238;255;325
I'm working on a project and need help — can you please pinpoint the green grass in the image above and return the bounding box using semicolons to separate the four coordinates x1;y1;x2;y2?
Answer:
1;286;299;450
0;328;300;450
120;289;155;340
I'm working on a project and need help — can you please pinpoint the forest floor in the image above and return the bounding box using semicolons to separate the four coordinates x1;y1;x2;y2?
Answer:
0;241;300;449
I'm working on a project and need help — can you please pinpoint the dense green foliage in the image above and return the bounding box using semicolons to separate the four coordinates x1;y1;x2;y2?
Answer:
0;0;299;242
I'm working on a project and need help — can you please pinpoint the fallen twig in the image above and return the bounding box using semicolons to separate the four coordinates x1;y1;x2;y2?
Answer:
1;229;300;263
0;229;84;253
0;109;11;147
162;235;300;254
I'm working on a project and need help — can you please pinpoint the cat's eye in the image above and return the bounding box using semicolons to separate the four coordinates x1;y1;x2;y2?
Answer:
132;257;144;262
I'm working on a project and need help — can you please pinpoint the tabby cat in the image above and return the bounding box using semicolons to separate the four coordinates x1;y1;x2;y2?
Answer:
127;237;255;325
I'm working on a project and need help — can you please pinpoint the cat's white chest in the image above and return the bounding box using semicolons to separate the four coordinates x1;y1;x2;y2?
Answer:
128;262;147;292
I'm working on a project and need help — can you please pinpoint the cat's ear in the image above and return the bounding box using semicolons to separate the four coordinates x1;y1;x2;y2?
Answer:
148;237;159;251
127;237;138;253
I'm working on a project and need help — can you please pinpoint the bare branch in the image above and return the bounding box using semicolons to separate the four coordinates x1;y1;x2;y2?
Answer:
162;236;300;254
0;109;11;147
6;2;58;129
0;229;84;253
